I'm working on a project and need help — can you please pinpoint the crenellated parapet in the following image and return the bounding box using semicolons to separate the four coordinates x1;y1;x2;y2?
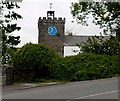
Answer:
38;17;65;28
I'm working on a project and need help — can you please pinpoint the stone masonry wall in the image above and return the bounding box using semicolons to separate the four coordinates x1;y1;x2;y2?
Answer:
2;66;13;85
38;17;65;56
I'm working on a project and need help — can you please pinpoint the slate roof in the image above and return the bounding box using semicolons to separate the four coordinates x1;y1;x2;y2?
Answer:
64;35;110;46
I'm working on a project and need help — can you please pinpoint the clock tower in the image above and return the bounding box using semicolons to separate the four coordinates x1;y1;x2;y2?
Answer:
38;10;65;56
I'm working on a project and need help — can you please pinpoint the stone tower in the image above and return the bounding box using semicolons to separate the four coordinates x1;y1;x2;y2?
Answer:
38;11;65;56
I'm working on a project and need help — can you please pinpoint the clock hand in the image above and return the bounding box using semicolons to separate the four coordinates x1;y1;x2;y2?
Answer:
50;27;53;33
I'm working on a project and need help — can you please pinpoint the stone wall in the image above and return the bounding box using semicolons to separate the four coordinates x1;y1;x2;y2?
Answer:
2;66;13;85
38;17;65;56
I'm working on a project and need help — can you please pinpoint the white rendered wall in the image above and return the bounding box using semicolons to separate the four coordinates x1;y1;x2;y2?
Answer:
64;46;80;57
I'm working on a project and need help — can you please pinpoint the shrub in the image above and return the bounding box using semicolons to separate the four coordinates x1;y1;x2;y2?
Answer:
12;43;60;81
64;53;120;81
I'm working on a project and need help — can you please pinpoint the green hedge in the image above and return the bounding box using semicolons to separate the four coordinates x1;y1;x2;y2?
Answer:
12;43;120;82
12;43;61;81
63;53;120;81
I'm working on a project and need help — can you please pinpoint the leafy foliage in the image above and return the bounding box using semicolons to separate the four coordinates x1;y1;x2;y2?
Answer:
79;35;120;56
64;53;120;81
0;1;22;65
71;2;120;38
12;43;120;82
12;43;61;79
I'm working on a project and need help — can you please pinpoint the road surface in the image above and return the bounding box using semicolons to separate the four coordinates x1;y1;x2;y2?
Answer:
3;78;119;100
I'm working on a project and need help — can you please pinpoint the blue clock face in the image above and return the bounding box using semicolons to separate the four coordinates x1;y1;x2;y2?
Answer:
47;26;58;36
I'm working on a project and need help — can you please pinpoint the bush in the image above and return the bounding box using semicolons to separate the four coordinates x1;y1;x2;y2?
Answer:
12;43;60;81
64;53;120;81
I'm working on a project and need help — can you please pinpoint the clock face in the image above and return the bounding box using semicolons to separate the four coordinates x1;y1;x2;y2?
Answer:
47;26;58;36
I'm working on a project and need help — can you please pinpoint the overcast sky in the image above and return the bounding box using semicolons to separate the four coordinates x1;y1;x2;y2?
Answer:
12;0;102;47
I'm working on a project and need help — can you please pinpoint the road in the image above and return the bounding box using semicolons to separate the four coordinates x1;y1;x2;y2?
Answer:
3;78;119;100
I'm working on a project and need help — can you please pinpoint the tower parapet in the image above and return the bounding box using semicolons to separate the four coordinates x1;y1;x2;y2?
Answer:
38;17;65;28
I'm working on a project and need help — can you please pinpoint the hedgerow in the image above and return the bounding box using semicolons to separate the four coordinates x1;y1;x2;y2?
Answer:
64;53;120;81
12;43;120;82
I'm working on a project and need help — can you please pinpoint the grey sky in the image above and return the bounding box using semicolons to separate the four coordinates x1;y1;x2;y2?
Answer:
12;0;102;47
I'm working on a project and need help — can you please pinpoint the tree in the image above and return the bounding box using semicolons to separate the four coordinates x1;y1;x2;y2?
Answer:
71;1;120;38
0;1;22;65
79;35;120;55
